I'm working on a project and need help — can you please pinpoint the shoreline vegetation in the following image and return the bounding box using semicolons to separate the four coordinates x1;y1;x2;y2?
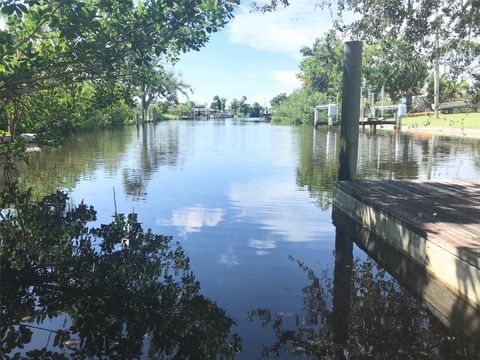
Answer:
0;0;235;145
9;111;480;144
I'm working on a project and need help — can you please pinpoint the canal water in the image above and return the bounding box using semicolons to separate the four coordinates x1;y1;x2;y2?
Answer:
4;120;480;358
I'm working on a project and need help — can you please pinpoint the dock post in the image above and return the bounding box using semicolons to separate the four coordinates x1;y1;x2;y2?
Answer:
328;115;334;129
336;93;339;123
395;116;402;131
338;41;362;181
396;104;406;131
332;227;353;344
434;56;440;119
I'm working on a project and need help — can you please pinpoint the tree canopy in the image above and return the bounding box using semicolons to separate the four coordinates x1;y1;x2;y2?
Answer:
270;31;343;125
136;68;190;122
211;95;222;111
0;0;234;99
298;30;343;99
363;38;429;109
257;0;480;53
270;93;287;107
0;0;236;136
228;96;264;117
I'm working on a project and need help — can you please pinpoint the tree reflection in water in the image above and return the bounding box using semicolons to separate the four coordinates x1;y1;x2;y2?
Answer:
248;246;479;359
0;188;241;359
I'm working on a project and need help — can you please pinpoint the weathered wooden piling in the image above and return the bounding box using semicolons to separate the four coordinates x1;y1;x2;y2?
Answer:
332;228;353;344
338;41;362;181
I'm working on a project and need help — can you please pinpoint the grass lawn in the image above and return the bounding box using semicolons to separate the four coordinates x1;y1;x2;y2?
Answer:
160;113;177;120
402;112;480;129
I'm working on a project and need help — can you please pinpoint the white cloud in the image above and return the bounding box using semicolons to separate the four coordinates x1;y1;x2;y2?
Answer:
235;71;301;105
271;70;300;87
228;1;332;56
177;93;211;106
271;70;302;93
157;206;224;234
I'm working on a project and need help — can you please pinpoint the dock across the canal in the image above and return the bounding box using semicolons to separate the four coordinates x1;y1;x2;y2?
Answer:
333;180;480;309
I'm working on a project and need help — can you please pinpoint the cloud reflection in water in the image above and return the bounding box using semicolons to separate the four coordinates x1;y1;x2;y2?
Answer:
249;239;277;256
230;179;331;242
157;206;224;234
219;246;240;267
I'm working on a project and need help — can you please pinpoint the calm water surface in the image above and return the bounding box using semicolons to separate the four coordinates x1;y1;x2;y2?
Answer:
6;120;480;358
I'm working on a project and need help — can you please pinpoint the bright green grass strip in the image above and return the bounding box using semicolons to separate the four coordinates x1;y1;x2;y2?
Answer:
160;113;178;120
402;112;480;129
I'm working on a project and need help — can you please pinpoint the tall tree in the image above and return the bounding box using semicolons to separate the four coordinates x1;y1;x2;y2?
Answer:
210;95;222;111
220;97;227;112
229;98;239;116
136;68;190;123
250;102;262;117
298;30;343;100
238;96;250;117
270;93;287;107
363;39;428;111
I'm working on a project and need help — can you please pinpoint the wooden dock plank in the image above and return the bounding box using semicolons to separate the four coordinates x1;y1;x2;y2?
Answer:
333;180;480;307
368;181;480;242
335;181;480;260
336;180;480;255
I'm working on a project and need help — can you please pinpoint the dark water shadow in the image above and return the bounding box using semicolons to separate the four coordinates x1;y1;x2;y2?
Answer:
123;124;181;199
247;218;480;359
0;189;241;359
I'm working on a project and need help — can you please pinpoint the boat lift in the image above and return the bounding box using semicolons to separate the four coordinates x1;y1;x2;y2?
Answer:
371;104;407;128
314;104;337;127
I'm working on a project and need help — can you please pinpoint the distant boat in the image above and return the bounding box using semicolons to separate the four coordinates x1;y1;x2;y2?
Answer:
239;117;266;123
212;112;233;119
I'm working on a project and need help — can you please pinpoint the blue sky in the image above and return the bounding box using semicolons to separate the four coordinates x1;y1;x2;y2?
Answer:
174;1;336;107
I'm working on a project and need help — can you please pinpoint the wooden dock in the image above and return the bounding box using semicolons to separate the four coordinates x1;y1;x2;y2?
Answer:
359;119;396;126
315;119;398;132
333;180;480;308
332;206;480;340
359;119;398;133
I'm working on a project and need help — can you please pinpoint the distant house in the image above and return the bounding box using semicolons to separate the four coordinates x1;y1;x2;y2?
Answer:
412;94;430;112
192;107;210;118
